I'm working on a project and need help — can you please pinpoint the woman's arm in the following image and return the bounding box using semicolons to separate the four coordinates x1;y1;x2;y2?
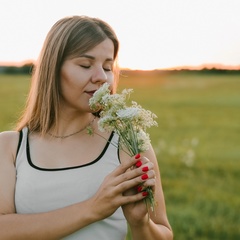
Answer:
121;145;173;240
130;219;173;240
0;131;97;239
0;131;149;239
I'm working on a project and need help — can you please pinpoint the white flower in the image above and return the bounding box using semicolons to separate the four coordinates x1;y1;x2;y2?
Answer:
117;107;139;119
89;83;111;111
88;83;158;212
137;129;151;152
98;115;117;132
89;84;157;156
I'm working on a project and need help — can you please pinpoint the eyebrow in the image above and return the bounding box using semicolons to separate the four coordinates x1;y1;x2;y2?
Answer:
79;54;113;62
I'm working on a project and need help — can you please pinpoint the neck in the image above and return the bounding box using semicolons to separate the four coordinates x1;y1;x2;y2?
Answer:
50;113;96;138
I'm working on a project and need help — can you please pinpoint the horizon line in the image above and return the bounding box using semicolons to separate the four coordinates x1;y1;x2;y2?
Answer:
0;60;240;71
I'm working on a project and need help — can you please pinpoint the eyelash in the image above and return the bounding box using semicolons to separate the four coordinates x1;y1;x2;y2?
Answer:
80;65;112;71
80;65;90;69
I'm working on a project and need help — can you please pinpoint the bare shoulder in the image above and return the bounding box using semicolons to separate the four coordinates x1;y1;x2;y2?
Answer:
143;145;160;170
0;131;19;214
0;130;20;145
0;131;20;163
0;130;20;138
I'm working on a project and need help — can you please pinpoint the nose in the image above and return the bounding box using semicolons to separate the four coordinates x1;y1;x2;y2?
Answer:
91;67;107;83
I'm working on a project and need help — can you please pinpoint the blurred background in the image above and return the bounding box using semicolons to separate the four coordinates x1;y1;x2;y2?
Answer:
0;0;239;239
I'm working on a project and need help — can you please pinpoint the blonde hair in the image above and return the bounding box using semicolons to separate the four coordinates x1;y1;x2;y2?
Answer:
16;16;119;134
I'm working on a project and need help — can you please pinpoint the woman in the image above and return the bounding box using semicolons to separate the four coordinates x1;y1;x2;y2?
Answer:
0;16;173;239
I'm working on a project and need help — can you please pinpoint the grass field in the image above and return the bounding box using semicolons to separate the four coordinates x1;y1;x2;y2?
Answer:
0;72;240;239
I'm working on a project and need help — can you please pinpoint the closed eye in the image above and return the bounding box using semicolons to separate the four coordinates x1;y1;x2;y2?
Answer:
103;68;112;72
103;63;113;72
80;65;91;69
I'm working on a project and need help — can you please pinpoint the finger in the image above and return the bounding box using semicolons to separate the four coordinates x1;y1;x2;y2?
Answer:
136;169;156;189
121;191;149;205
134;155;150;169
112;158;156;189
141;156;150;164
140;161;154;172
114;163;155;186
142;178;156;188
113;154;143;176
114;169;156;194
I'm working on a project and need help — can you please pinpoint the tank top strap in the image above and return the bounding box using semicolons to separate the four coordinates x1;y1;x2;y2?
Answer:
15;127;28;169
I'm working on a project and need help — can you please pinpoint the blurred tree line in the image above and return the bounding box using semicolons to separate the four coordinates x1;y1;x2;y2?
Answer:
0;63;33;74
0;63;239;75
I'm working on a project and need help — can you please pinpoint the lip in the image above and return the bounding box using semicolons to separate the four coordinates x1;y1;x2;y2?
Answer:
85;90;97;96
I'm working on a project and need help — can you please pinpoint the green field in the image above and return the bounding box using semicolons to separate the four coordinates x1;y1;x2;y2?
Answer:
1;72;240;239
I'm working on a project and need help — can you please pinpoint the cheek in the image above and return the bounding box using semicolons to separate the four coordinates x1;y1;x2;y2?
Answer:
60;67;84;90
60;74;71;97
60;67;71;87
60;71;79;99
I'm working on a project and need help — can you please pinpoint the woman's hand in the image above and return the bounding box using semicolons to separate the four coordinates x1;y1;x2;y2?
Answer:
119;150;173;240
121;154;156;226
88;154;153;221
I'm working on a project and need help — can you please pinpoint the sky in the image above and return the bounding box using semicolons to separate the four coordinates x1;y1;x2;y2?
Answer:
0;0;240;70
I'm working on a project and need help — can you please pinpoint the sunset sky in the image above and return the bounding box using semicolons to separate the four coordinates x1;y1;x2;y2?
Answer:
0;0;240;70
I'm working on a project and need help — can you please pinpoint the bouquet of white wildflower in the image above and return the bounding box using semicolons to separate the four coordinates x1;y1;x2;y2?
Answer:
89;83;158;211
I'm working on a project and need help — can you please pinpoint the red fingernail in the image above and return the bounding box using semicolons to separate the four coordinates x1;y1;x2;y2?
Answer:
135;153;141;159
142;191;149;197
135;160;142;168
137;185;143;192
142;166;149;172
141;174;148;180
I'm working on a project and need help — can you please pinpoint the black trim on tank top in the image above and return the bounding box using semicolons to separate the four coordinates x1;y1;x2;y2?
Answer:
117;138;121;163
26;131;115;171
16;130;23;157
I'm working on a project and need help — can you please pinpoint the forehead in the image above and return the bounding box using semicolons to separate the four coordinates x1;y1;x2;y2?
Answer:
83;38;114;58
65;38;115;62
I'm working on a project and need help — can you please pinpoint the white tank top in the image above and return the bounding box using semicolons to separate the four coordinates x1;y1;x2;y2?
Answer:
15;127;127;239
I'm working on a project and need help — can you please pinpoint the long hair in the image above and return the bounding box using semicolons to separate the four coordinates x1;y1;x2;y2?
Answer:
16;16;119;135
